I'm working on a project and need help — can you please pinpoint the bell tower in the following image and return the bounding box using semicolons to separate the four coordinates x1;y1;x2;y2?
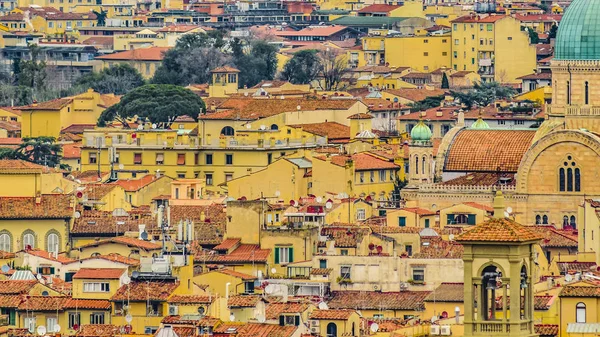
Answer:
457;191;542;337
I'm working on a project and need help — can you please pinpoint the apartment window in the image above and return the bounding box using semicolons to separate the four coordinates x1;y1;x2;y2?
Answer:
155;153;164;165
453;24;457;31
442;39;447;43
49;21;54;28
480;38;484;45
489;39;493;45
442;52;448;56
340;265;351;279
194;153;199;165
479;24;483;31
453;51;457;58
398;216;406;227
471;58;475;65
359;172;364;183
498;120;506;125
68;312;80;329
58;22;62;28
145;63;151;75
379;170;386;182
341;249;348;256
177;173;185;179
267;153;272;164
356;208;366;220
471;34;474;40
423;52;429;56
90;313;105;324
274;247;293;264
205;173;213;186
205;153;213;165
225;154;233;165
576;302;586;323
454;39;459;45
134;153;142;165
423;39;428;43
319;259;327;268
83;282;110;292
25;317;35;333
370;171;375;183
412;268;425;283
225;173;233;182
47;317;58;332
77;20;82;27
406;245;412;256
177;153;185;165
515;120;525;125
487;24;493;31
507;36;513;40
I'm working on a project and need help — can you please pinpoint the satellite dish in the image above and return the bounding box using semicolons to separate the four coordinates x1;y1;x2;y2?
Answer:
246;124;252;129
53;324;61;333
260;125;266;130
125;314;133;323
140;231;148;240
264;284;275;294
137;125;143;130
1;265;9;273
229;314;235;322
448;234;455;241
506;207;513;214
318;302;328;310
431;316;438;323
122;276;131;285
325;201;333;209
504;211;510;218
132;271;140;279
271;268;277;274
198;306;206;316
256;314;266;323
370;323;379;333
316;196;323;203
565;274;573;282
74;211;81;219
151;123;157;129
118;164;124;170
37;326;46;336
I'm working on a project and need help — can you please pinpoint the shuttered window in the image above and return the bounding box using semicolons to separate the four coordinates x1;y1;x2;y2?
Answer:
134;153;142;165
177;154;186;165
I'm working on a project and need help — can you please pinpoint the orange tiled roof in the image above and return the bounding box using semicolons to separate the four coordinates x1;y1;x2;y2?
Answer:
0;280;37;294
424;283;464;302
25;249;74;263
72;209;153;235
314;152;399;171
556;262;596;274
18;98;73;111
440;172;516;187
451;14;506;23
309;309;356;320
462;202;494;212
73;268;125;279
61;143;81;159
64;298;111;310
227;295;262;307
445;129;536;173
0;195;72;219
357;4;400;13
347;113;373;120
213;238;241;251
0;295;23;308
74;324;119;337
115;175;167;192
288;122;350;141
78;236;162;251
18;296;67;311
112;281;179;301
167;295;214;304
213;323;296;337
328;291;429;311
526;225;578;248
384;88;446;102
273;25;348;37
265;302;310;319
210;66;240;73
216;269;257;280
413;238;464;258
169;204;227;245
0;159;45;171
199;244;270;264
457;218;543;243
96;47;170;61
80;253;140;266
535;324;558;337
400;207;436;216
60;124;96;134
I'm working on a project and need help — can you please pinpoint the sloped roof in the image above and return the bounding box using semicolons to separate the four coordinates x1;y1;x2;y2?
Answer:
384;88;446;102
64;298;111;310
328;291;429;311
112;281;179;301
78;236;162;251
96;47;170;61
0;280;37;294
288;122;350;141
0;195;72;219
18;98;72;111
457;218;543;243
309;309;356;320
227;295;262;307
314;152;399;171
451;14;506;23
424;283;464;302
357;4;400;13
115;175;168;192
73;268;125;279
167;295;214;304
445;129;536;173
265;302;310;319
74;324;120;337
213;323;296;337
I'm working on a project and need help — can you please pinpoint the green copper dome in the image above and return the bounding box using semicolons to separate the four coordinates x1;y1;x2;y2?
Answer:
471;117;490;129
555;0;600;60
411;120;432;141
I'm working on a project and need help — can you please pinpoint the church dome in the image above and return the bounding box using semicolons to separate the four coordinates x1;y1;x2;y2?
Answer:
555;0;600;60
410;119;432;141
471;117;490;129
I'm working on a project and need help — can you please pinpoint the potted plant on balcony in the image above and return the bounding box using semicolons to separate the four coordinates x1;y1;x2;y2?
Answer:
336;276;353;285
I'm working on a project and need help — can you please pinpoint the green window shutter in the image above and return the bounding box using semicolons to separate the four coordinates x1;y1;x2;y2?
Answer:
294;316;300;326
288;247;294;263
447;214;454;224
399;217;406;227
274;248;280;264
50;267;55;274
279;315;285;326
425;219;430;228
467;214;476;225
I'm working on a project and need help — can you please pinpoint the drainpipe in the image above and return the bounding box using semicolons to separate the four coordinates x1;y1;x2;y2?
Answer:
225;282;231;299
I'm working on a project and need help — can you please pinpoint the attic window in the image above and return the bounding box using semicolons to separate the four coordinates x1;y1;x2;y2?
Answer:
87;221;96;225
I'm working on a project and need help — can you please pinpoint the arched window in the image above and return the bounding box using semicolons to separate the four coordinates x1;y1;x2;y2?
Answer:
563;216;569;228
326;322;337;337
415;156;419;175
575;168;581;192
542;215;548;224
560;157;581;193
220;126;234;136
585;81;589;105
23;232;35;249
351;322;355;336
559;168;565;191
422;156;425;175
0;233;10;252
270;124;278;131
567;168;573;191
576;302;586;323
535;215;541;225
570;215;577;229
567;81;571;105
47;233;59;255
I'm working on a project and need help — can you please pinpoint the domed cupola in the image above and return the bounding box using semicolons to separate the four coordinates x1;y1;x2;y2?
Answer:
410;119;432;142
555;0;600;60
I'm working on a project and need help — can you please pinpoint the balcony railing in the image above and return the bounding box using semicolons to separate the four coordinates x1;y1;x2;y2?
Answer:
0;315;9;326
473;323;509;333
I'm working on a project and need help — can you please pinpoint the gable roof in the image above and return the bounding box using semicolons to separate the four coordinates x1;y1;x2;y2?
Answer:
0;280;37;294
96;47;170;61
112;281;179;301
327;291;430;311
0;194;72;219
227;295;262;307
424;283;464;302
18;98;73;111
357;4;400;13
384;88;446;102
289;122;350;141
309;309;356;320
167;294;214;304
213;323;296;337
457;218;543;243
78;236;162;251
314;152;399;171
445;129;536;173
265;302;311;319
115;175;169;192
73;268;125;279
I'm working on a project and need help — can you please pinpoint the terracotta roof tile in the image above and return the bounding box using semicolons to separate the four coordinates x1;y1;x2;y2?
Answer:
228;295;262;307
557;262;596;274
425;283;464;302
71;209;153;235
357;4;400;13
347;113;373;120
310;268;332;276
213;323;296;337
80;253;140;266
25;249;74;263
78;236;162;251
413;238;464;258
457;218;542;242
265;302;310;319
18;296;67;311
216;269;257;280
112;281;179;301
0;295;23;308
0;159;45;171
167;295;214;304
61;124;96;134
451;14;506;23
289;122;349;141
535;324;559;337
169;204;226;245
495;295;554;310
440;173;516;187
18;98;73;111
213;238;241;251
526;226;578;248
0;280;37;294
445;129;536;173
115;175;167;192
64;298;111;310
199;244;270;264
273;25;348;37
61;143;81;159
384;88;446;103
328;291;429;311
400;207;436;216
462;202;494;212
73;268;125;279
75;325;119;337
210;66;240;73
309;309;356;320
96;47;170;61
0;195;72;219
314;152;399;171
